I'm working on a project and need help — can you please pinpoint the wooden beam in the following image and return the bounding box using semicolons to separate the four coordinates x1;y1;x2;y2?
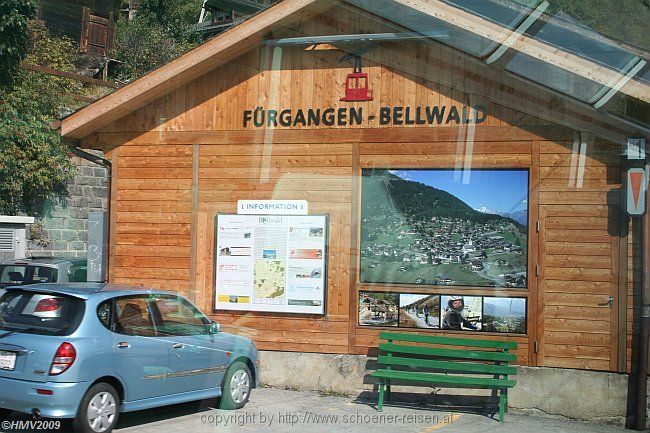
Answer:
391;0;650;103
60;0;336;139
80;126;576;149
21;63;119;89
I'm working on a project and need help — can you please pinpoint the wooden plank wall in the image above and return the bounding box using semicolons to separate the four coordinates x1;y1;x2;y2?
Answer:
85;5;629;371
112;143;193;296
195;137;354;354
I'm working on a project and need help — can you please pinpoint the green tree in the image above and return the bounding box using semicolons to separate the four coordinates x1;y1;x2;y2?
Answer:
0;0;37;86
112;17;193;82
111;0;204;82
138;0;204;43
0;20;77;215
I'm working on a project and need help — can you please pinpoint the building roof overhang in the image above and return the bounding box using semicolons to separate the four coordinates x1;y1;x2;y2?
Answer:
60;0;649;143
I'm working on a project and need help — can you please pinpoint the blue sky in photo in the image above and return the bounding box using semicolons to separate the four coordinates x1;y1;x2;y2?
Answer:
400;294;432;307
389;169;529;214
484;297;526;317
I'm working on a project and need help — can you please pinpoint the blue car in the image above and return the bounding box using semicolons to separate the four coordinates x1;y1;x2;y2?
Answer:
0;283;259;433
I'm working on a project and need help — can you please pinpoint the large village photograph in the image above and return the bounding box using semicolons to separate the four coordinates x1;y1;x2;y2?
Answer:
360;169;529;288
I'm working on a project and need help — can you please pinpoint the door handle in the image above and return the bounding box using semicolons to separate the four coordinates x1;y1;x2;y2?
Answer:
117;342;130;349
172;343;185;349
598;296;614;307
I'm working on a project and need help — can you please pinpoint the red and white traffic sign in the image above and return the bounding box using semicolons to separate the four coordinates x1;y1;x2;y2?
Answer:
627;168;647;216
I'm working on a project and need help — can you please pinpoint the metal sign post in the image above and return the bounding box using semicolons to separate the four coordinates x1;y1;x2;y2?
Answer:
627;137;649;430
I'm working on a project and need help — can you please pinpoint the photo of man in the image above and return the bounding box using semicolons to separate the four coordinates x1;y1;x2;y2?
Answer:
441;295;482;331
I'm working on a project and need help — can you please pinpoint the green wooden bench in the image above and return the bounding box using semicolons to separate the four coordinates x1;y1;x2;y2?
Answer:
371;331;518;422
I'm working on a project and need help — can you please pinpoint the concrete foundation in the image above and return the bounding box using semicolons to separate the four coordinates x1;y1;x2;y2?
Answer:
258;350;649;425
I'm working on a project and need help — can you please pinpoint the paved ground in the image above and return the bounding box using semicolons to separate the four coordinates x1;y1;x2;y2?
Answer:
0;387;631;433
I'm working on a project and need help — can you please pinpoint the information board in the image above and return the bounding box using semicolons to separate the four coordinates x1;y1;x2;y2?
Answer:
215;214;328;314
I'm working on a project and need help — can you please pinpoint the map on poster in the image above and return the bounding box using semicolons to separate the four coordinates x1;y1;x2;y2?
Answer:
215;214;327;314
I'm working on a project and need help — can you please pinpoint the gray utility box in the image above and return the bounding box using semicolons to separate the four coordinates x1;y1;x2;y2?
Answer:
0;216;35;261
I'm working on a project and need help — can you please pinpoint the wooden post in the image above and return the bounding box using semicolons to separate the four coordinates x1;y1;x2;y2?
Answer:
80;7;90;54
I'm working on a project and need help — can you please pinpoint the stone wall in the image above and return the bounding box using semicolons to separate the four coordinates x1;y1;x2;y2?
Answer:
27;151;108;258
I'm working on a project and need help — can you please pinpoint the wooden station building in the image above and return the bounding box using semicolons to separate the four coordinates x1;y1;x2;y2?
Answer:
60;0;650;376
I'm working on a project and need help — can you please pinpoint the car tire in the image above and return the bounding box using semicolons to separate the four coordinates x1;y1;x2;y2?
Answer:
73;383;120;433
220;361;252;410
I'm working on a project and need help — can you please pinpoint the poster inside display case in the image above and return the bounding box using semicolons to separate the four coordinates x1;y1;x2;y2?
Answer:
360;169;529;289
215;214;328;314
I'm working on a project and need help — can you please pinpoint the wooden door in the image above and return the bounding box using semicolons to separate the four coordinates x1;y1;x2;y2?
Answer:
535;138;620;371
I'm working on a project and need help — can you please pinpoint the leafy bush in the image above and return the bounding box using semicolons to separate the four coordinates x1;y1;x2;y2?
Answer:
0;20;78;215
0;0;37;86
0;107;73;214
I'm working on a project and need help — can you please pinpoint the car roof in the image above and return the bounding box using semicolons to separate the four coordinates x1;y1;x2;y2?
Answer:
1;257;85;266
1;283;176;299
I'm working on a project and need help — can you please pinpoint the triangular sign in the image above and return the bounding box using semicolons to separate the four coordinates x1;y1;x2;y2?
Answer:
627;168;647;216
630;172;643;208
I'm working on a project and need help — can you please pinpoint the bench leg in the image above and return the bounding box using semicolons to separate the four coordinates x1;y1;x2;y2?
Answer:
386;379;392;402
378;382;385;412
504;388;509;414
498;390;505;422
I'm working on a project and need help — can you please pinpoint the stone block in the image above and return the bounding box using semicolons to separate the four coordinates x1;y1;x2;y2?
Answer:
51;241;68;251
95;187;109;199
69;241;85;250
45;218;65;230
65;219;84;231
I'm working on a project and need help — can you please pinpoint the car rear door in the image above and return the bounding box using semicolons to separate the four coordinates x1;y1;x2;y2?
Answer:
106;296;170;401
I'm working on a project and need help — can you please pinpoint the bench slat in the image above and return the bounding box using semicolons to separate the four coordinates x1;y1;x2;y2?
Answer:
377;355;517;375
379;343;516;362
372;369;516;388
379;332;518;350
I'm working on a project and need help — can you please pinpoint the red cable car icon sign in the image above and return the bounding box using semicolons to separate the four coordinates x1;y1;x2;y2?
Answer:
340;58;373;102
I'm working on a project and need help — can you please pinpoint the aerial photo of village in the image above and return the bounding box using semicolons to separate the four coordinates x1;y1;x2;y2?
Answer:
360;169;529;288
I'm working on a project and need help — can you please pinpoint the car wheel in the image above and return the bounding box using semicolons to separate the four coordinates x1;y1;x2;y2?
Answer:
73;383;120;433
220;361;252;410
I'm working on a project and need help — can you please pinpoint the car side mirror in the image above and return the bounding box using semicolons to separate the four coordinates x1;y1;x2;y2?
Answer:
209;322;221;334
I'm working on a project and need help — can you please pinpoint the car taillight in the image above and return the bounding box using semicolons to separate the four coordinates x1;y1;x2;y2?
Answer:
35;298;61;312
49;342;76;375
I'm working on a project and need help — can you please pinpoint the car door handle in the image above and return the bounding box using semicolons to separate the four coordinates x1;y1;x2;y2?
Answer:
117;342;130;349
172;343;185;349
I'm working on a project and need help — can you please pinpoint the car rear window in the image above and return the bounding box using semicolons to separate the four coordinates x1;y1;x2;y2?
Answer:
0;290;85;336
0;265;59;286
